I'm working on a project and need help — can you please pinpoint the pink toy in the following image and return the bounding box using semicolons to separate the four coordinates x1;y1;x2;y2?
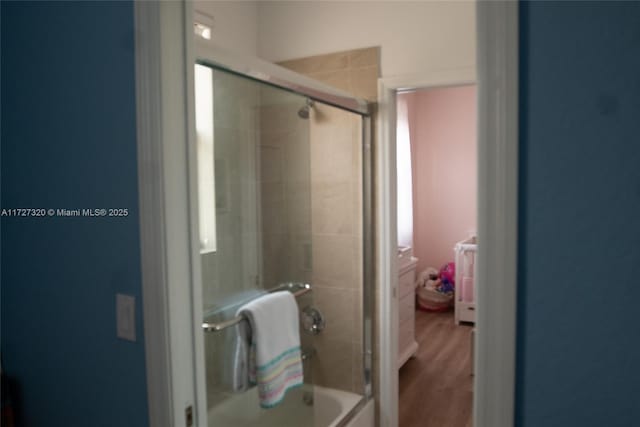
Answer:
439;262;456;286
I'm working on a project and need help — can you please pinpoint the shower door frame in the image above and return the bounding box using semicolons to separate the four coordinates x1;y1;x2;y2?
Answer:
180;13;374;427
190;42;376;426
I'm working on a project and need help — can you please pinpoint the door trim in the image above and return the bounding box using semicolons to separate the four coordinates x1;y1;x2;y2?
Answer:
475;2;519;425
135;1;199;426
376;2;518;427
377;67;476;427
134;3;172;426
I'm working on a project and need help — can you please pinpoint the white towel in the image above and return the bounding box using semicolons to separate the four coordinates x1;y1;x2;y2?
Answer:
207;290;266;394
236;291;303;408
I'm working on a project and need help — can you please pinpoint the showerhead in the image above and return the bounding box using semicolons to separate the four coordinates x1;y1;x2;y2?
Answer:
298;107;310;119
298;98;315;119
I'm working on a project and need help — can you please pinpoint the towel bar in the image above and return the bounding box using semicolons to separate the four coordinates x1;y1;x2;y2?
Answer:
201;283;312;333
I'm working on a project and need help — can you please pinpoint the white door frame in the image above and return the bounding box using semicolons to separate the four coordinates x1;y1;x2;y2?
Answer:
376;2;519;427
134;1;202;426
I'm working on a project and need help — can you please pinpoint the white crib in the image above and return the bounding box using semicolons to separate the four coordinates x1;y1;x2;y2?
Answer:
454;236;477;324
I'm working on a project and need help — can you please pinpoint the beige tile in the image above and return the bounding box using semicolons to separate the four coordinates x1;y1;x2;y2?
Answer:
349;47;380;69
311;181;354;235
260;145;283;184
261;233;290;287
276;58;308;74
259;129;290;148
259;105;294;133
287;189;312;236
352;340;365;394
312;338;353;392
307;69;352;94
314;101;351;122
311;234;357;289
313;287;356;343
261;199;286;235
279;51;349;75
313;51;351;72
260;181;284;206
350;66;379;102
287;236;312;281
350;117;364;236
310;126;355;184
283;128;311;183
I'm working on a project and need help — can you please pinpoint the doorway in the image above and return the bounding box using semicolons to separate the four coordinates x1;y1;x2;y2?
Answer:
134;2;519;427
396;85;477;427
376;3;520;417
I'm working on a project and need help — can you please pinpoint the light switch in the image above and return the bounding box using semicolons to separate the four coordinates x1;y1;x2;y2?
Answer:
116;293;136;342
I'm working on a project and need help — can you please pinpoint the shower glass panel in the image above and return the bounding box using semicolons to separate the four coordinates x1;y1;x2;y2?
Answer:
196;63;366;427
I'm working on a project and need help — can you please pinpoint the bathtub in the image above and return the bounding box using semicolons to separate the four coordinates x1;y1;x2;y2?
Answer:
207;385;364;427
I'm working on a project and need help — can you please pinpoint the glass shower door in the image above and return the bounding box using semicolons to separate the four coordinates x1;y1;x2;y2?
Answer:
195;63;317;427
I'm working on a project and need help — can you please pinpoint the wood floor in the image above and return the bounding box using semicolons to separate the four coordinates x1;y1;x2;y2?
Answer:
399;310;473;427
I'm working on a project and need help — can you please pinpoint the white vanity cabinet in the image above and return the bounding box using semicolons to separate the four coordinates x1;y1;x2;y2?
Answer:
398;256;418;368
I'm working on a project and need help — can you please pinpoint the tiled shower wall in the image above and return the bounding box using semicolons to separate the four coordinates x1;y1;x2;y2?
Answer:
279;47;379;102
279;47;380;395
257;94;364;394
203;47;380;407
309;103;363;393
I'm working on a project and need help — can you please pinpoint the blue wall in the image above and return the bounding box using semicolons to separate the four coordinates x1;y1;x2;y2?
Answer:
517;2;640;426
1;2;149;426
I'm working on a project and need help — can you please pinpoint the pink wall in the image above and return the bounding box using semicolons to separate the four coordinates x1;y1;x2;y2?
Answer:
402;85;477;274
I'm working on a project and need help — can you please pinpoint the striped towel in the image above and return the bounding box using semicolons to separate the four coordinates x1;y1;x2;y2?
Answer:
237;291;303;408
